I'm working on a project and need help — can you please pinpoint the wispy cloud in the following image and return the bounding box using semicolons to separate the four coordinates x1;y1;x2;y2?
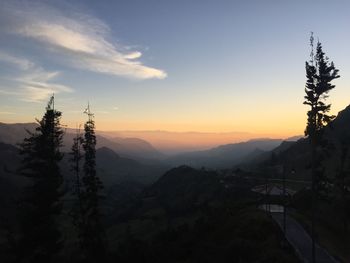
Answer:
96;110;110;114
0;52;73;102
0;111;16;115
1;1;167;80
0;51;34;70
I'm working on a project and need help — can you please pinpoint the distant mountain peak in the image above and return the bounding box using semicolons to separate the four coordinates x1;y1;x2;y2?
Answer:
97;146;120;158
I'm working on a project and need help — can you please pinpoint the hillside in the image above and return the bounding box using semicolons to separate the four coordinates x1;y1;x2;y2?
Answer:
106;166;300;263
95;146;168;185
240;104;350;181
166;139;283;169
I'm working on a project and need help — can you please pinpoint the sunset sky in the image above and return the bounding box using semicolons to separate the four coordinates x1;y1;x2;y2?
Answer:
0;0;350;139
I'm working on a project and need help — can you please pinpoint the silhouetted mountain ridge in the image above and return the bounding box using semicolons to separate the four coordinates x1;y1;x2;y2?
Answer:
166;138;284;168
82;146;169;185
240;104;350;180
0;122;164;161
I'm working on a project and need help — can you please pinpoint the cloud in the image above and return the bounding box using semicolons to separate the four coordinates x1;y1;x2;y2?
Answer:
19;84;71;103
95;110;110;114
17;69;73;102
124;52;142;60
0;51;35;70
0;111;16;115
0;52;73;102
1;1;167;80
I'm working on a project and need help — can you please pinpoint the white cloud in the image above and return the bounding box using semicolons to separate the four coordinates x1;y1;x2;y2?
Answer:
22;86;57;102
18;69;73;102
20;84;72;103
0;52;73;102
1;1;167;80
0;51;35;70
124;51;142;60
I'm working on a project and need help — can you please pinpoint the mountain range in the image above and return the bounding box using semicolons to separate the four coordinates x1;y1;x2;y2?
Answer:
0;122;164;161
98;130;281;154
237;104;350;181
165;138;287;169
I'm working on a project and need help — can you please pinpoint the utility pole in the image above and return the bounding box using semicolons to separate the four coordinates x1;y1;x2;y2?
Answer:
265;172;269;215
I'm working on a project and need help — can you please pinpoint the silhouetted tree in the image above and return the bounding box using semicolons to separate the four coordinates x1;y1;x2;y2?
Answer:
18;95;64;263
69;126;84;249
303;33;339;262
80;104;105;261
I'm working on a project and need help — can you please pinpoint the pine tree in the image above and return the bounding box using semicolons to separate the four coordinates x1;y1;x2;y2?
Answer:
69;126;84;248
303;33;339;263
18;95;64;263
304;36;339;196
80;103;105;261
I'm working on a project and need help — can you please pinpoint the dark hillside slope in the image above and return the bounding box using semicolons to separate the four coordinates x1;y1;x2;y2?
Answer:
241;104;350;181
166;139;283;168
96;147;168;185
108;166;300;263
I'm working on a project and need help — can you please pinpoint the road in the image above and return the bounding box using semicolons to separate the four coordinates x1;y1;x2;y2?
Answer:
272;213;339;263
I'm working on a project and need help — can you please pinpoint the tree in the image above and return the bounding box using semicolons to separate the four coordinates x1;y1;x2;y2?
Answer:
303;33;340;262
80;103;105;261
69;126;84;250
18;95;64;263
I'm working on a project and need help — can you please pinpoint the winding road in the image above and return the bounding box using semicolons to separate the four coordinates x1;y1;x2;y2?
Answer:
272;213;339;263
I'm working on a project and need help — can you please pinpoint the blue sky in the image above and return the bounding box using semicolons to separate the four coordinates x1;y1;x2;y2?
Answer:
0;0;349;137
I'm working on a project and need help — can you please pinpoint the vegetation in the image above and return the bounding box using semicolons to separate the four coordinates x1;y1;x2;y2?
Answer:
304;33;340;197
69;127;84;256
17;95;64;262
110;166;299;263
80;105;106;262
303;33;340;262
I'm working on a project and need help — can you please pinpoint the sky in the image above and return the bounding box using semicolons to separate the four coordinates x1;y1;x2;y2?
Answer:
0;0;350;139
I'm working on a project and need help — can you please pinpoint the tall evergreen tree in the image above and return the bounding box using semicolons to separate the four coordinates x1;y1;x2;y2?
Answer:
80;103;105;261
69;126;84;248
304;33;339;262
18;95;64;263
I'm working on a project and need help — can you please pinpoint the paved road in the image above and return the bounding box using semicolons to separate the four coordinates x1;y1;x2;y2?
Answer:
272;213;339;263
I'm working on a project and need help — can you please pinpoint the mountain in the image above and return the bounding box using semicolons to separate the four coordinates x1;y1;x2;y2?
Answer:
166;139;283;169
101;136;164;160
0;141;167;196
242;104;350;181
95;147;168;185
327;104;350;141
98;130;275;154
0;142;26;188
0;142;29;221
285;135;304;141
238;140;300;167
0;122;38;145
0;122;164;161
144;165;222;210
